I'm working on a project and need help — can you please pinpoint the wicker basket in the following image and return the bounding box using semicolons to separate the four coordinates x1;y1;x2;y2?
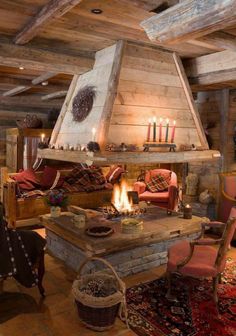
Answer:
72;257;128;331
16;114;43;128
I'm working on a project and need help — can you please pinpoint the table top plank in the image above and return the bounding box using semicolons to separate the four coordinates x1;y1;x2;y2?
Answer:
41;207;203;256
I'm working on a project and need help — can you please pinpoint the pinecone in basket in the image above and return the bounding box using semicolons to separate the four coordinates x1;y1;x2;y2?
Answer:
81;279;116;297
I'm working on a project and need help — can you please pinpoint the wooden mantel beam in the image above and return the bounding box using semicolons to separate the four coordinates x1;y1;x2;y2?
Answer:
141;0;236;44
0;37;93;75
15;0;83;45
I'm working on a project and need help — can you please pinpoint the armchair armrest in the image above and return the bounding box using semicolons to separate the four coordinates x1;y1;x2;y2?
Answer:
192;238;223;246
199;221;226;238
133;181;146;195
201;221;226;229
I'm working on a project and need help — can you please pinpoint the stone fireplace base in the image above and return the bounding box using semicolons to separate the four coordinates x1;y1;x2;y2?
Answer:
41;207;202;277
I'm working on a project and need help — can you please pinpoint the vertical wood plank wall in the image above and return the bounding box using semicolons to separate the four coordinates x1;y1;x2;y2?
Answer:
227;89;236;171
197;89;236;172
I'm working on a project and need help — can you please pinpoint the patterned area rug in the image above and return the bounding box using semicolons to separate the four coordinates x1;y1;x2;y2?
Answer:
126;259;236;336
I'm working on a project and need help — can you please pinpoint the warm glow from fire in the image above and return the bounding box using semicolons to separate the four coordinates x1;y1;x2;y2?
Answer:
112;180;133;212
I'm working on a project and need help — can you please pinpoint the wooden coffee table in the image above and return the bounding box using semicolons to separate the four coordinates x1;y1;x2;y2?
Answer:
41;206;204;277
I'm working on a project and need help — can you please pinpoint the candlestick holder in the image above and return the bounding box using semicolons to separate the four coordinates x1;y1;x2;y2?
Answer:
38;142;48;149
143;142;176;152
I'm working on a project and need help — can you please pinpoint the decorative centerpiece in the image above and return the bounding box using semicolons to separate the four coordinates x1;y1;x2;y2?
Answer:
72;85;97;122
45;190;68;217
121;218;143;234
143;117;176;152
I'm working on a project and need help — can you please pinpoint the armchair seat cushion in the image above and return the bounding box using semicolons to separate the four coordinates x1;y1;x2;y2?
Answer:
167;241;218;277
139;191;169;203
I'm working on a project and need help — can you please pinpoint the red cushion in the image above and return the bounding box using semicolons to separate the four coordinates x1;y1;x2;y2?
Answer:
146;174;169;192
106;165;125;184
139;191;169;203
167;240;218;277
40;166;64;190
13;169;39;191
145;169;171;183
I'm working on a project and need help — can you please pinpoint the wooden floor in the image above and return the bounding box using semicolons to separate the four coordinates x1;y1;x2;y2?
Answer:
0;229;235;336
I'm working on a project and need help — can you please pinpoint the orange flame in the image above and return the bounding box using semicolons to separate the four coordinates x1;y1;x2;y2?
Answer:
112;180;133;212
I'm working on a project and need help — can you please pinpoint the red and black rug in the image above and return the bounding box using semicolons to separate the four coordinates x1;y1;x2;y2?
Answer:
126;259;236;336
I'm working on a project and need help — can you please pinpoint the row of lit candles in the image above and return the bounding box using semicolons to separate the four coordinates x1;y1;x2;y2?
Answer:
147;117;176;143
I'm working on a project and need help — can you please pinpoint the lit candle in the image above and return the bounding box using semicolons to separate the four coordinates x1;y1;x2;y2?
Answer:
183;204;192;219
159;118;163;142
171;120;176;143
92;127;96;142
41;133;45;143
153;117;156;142
147;118;151;142
165;119;169;142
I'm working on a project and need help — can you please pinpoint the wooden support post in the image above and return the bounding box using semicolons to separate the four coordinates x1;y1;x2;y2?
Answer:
220;89;229;171
0;167;8;202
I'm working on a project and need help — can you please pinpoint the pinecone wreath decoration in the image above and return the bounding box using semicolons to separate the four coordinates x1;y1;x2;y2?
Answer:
72;85;97;122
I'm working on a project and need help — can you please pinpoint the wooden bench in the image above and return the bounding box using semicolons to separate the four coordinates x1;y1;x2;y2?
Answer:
0;167;112;228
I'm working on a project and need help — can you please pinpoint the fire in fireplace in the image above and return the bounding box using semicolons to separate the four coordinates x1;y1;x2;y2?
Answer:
103;180;145;219
112;180;133;212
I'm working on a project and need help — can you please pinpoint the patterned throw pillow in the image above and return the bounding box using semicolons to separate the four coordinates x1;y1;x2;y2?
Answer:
146;174;169;192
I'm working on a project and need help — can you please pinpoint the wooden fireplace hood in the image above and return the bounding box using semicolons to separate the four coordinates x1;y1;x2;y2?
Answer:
38;41;221;165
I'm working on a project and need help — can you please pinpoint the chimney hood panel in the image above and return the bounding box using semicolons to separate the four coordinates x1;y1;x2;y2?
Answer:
45;41;214;164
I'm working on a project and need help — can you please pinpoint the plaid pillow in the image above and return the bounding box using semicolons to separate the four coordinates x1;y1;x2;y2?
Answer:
146;174;169;192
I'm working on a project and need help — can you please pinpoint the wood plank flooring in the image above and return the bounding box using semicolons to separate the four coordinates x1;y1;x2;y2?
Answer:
0;228;235;336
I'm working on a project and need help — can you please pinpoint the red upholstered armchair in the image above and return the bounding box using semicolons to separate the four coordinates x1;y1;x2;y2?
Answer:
166;217;236;303
218;172;236;223
133;169;178;211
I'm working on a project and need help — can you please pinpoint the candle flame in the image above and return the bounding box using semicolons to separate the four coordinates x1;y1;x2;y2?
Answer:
92;128;96;135
173;120;176;125
166;118;169;124
153;117;156;122
148;118;151;123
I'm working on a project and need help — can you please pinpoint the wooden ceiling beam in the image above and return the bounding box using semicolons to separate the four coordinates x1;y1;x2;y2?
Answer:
193;31;236;52
0;37;93;75
2;86;30;97
41;90;67;100
32;71;58;85
14;0;83;45
184;50;236;89
0;96;63;109
184;50;236;78
141;0;236;44
1;72;62;97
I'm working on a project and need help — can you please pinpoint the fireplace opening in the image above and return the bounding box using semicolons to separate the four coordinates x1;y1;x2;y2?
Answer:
102;179;145;219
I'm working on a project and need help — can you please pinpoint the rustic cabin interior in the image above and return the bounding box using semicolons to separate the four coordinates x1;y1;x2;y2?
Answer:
0;1;236;336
